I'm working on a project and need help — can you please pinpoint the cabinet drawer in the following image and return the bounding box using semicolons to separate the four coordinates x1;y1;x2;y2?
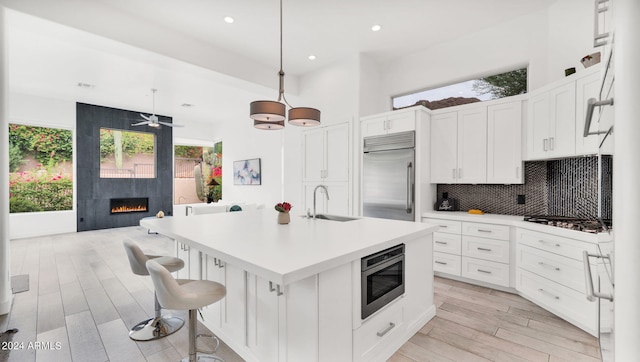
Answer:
433;232;462;254
516;228;597;261
353;299;405;361
423;218;462;234
516;244;588;293
433;252;461;276
462;236;509;264
461;257;509;287
516;268;596;335
462;222;509;241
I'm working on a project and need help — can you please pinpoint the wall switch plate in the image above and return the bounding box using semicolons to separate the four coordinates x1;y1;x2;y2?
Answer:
517;195;526;204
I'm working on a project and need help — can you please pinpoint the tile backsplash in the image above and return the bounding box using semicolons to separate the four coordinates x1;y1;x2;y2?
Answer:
436;156;612;218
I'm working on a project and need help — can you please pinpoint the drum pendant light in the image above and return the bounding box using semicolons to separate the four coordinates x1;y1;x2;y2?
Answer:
250;0;320;129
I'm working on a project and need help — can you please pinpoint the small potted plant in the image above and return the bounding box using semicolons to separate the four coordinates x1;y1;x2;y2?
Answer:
275;202;292;224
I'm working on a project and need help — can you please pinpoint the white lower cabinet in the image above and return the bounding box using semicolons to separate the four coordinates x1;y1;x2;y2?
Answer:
201;253;353;362
424;218;510;287
461;256;510;287
515;228;598;335
353;298;405;362
433;252;461;275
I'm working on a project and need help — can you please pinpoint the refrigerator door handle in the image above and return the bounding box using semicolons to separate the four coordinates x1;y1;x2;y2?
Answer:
406;162;413;214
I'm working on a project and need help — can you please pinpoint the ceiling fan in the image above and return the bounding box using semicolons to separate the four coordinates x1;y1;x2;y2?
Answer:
131;88;183;128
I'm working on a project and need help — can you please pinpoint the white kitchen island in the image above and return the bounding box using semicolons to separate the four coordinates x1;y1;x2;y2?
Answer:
141;210;437;362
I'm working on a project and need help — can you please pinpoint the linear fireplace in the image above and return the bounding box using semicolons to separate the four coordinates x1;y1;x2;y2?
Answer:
110;197;149;214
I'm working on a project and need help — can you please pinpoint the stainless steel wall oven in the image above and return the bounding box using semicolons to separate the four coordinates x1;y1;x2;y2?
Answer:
361;244;405;319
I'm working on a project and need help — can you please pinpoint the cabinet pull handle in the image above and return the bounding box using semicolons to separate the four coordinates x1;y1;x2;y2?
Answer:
543;138;548;151
435;261;448;265
458;168;462;179
538;288;560;300
538;261;560;271
477;269;492;274
452;168;456;179
549;137;555;150
439;225;448;228
214;258;224;268
435;241;448;245
269;281;284;296
583;251;614;302
538;239;561;247
584;98;614;136
477;229;492;233
477;247;492;252
376;322;396;337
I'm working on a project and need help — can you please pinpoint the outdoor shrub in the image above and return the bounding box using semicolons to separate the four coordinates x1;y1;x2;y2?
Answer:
9;197;43;213
9;171;73;213
9;142;23;172
9;124;72;164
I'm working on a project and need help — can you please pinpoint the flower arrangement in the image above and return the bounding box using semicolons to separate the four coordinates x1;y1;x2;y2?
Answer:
275;202;292;213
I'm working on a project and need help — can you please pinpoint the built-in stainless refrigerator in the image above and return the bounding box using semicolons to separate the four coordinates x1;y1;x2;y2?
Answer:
362;131;415;221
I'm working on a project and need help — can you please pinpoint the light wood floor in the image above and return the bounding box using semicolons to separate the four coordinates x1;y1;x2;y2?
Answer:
389;278;602;362
3;226;601;362
3;226;244;362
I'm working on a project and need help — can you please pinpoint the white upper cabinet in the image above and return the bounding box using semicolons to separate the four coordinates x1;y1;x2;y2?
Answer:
487;101;523;184
361;111;415;138
526;81;576;160
302;122;349;182
430;106;487;183
575;71;602;155
430;112;458;183
456;107;487;184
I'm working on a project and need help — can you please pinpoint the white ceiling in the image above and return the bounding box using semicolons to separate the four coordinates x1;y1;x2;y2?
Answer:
2;0;557;126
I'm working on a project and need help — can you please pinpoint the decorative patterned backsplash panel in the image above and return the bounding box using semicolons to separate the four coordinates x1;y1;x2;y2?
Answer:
436;156;612;218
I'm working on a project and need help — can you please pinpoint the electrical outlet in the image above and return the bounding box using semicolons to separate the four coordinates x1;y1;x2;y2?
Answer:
517;195;526;204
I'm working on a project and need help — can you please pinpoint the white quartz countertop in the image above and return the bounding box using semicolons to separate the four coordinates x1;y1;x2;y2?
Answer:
142;210;437;285
422;211;613;243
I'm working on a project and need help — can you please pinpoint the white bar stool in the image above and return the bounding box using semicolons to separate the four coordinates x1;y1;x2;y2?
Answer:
146;259;227;362
123;240;185;341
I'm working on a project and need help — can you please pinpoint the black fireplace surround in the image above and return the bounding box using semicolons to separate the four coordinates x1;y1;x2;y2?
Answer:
76;103;173;231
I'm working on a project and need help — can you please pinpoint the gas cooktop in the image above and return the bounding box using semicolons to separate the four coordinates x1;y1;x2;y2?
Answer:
523;215;612;233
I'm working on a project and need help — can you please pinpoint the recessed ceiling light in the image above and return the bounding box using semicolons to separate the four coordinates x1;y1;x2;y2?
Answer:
224;16;234;24
181;103;194;108
308;55;316;60
77;82;95;89
371;24;382;32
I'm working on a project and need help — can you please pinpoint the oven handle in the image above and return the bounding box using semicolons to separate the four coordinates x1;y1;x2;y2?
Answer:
362;254;404;274
582;251;614;302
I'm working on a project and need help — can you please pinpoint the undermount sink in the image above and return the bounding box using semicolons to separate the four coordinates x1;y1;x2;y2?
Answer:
312;214;359;222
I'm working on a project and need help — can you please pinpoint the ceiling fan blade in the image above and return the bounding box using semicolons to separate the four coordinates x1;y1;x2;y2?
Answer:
131;121;151;126
140;113;152;121
158;121;184;128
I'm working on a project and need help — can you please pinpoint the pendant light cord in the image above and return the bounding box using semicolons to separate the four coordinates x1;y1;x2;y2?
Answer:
277;0;292;107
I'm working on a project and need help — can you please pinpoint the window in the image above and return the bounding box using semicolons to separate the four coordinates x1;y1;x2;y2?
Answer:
9;124;73;213
392;67;527;110
99;128;156;178
174;141;222;204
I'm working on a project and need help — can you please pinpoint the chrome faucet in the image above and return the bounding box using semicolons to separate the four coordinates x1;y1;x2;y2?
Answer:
313;185;330;219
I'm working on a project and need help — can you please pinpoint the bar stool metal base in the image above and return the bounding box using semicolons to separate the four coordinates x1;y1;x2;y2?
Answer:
180;353;224;362
129;315;184;341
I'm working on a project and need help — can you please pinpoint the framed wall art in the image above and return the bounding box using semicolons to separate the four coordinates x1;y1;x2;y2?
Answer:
233;158;261;185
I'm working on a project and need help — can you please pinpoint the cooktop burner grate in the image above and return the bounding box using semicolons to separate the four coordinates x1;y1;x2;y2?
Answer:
523;216;612;233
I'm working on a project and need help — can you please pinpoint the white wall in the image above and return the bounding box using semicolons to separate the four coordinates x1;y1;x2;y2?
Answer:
214;114;286;210
379;0;596;105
